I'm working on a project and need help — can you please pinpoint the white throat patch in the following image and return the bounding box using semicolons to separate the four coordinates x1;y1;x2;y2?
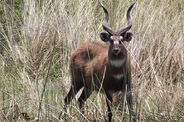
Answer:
113;74;124;80
109;59;125;67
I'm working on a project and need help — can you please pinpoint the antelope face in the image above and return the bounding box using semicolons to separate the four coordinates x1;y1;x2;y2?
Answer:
100;33;133;56
110;36;123;56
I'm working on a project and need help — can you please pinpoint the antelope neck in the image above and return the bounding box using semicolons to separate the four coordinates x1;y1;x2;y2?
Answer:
108;55;126;80
109;58;126;68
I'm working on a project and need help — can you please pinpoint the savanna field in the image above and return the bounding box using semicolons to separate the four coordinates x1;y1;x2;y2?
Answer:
0;0;183;121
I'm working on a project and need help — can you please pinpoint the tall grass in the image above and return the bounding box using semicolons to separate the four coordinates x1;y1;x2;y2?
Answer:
0;0;183;121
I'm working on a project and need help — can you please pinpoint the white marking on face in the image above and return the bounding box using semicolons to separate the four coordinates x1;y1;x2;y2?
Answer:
113;40;119;45
113;74;124;80
109;59;126;67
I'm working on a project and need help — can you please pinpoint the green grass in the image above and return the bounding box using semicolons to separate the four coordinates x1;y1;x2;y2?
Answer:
0;0;184;121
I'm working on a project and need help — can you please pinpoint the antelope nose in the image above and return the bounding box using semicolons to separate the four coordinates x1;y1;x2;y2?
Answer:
113;48;119;55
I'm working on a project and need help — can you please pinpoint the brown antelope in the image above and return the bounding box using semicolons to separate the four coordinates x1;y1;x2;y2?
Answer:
64;0;136;121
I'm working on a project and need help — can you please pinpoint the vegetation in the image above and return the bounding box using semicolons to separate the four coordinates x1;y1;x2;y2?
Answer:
0;0;183;121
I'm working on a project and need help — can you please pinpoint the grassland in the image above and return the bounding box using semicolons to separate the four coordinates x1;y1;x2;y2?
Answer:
0;0;183;121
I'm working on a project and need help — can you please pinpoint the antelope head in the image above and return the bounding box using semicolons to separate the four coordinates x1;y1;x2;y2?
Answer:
99;0;136;67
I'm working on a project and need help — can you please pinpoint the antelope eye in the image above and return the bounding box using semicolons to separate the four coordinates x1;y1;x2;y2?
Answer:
119;40;122;44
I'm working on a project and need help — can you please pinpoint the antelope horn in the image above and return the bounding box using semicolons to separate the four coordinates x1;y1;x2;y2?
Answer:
98;0;114;35
118;0;136;35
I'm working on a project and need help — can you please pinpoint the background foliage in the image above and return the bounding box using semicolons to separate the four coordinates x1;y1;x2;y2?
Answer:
0;0;183;121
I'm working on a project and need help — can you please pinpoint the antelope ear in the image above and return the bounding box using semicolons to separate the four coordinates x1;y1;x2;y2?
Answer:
100;32;111;42
121;32;133;42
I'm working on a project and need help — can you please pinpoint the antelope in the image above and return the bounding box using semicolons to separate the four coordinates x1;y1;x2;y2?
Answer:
64;0;136;121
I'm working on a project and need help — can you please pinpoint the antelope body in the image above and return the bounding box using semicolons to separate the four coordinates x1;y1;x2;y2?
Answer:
64;1;136;121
